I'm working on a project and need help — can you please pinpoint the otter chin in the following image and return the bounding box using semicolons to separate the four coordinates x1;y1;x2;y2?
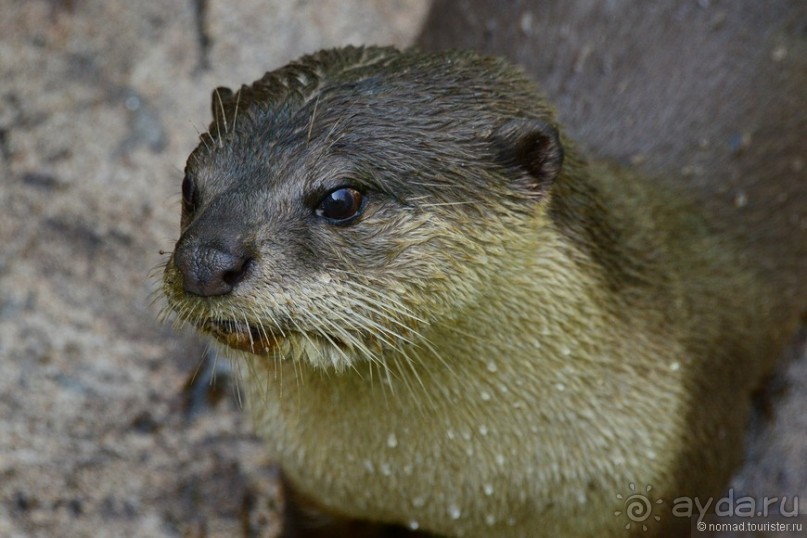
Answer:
161;45;804;538
200;319;283;355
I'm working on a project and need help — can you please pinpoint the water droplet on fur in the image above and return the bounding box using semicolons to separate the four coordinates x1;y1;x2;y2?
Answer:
380;462;391;476
561;347;571;356
446;429;456;440
412;496;426;507
479;425;488;436
461;430;471;441
363;459;374;473
483;484;494;496
670;361;680;371
487;361;498;373
125;95;141;111
387;433;398;448
408;520;419;530
480;390;491;401
495;454;506;466
448;504;462;519
519;11;534;34
485;514;496;526
555;382;566;391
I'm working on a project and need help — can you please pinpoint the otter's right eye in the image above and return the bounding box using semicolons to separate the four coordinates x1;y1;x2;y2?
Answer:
181;175;196;212
316;187;365;224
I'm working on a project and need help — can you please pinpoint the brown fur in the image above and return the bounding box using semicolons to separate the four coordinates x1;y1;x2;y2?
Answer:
161;34;805;538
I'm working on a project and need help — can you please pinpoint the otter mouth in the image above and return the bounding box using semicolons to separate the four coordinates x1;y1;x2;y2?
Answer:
199;319;352;357
201;319;283;355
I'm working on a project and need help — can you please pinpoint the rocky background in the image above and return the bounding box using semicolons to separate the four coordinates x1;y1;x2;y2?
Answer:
0;1;804;537
0;1;428;536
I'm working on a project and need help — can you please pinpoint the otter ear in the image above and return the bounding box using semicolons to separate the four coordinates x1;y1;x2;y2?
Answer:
210;86;235;132
491;118;564;194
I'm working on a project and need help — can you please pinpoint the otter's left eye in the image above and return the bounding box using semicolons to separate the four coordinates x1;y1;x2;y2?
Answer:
181;174;197;213
316;187;365;224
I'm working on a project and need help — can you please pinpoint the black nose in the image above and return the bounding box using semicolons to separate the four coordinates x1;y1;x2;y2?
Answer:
173;240;253;297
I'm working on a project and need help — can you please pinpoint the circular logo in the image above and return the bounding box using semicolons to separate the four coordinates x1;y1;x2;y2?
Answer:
614;483;663;532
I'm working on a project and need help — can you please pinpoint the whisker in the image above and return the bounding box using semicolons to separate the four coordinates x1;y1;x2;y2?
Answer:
232;88;242;135
306;94;320;146
214;87;229;144
418;201;476;207
190;120;211;151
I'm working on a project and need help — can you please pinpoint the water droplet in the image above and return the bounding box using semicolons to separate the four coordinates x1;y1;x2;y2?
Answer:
412;496;426;507
461;430;471;441
125;95;141;111
380;462;391;476
483;484;494;496
446;429;456;440
448;504;462;519
387;433;398;448
487;361;498;373
561;347;571;356
771;45;787;62
408;520;419;530
519;11;533;34
479;425;488;436
669;361;680;371
495;454;506;466
555;382;566;391
485;514;496;526
363;459;374;473
480;391;491;401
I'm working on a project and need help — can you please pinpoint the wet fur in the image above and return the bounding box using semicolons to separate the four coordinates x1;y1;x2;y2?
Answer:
162;44;805;537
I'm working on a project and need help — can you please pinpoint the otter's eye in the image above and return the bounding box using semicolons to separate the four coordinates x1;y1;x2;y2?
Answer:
316;187;365;224
181;175;197;212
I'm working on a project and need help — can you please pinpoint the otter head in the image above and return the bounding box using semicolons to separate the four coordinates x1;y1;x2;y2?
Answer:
162;46;564;371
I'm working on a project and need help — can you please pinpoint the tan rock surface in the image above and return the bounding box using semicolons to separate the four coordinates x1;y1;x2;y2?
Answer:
0;1;428;536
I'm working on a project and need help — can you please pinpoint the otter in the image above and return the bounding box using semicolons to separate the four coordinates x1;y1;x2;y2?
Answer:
162;11;805;538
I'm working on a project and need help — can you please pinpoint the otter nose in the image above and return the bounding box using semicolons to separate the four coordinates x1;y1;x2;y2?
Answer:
173;241;252;297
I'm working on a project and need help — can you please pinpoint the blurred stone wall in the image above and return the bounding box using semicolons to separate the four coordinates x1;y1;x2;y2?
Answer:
0;1;429;536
